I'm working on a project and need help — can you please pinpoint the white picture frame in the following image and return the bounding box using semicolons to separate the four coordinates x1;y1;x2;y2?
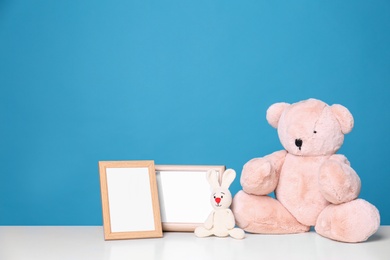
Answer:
98;160;163;240
155;165;225;232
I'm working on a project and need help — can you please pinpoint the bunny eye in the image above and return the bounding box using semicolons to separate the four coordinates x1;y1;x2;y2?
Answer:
213;196;216;198
221;195;223;198
313;130;317;133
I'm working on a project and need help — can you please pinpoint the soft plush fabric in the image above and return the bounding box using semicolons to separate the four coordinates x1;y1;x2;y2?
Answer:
195;169;245;239
231;98;380;243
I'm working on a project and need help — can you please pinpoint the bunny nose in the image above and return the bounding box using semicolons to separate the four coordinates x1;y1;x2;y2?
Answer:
215;197;221;204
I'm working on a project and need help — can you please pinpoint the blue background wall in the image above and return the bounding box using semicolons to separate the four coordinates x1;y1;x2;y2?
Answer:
1;1;389;225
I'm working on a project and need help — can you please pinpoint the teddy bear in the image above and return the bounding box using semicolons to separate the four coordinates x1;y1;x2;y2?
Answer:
231;98;380;243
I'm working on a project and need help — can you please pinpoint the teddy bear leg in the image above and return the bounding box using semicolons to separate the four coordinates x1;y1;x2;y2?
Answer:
315;199;380;243
232;191;310;234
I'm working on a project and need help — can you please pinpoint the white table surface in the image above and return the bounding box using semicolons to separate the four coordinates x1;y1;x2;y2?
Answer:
0;226;389;260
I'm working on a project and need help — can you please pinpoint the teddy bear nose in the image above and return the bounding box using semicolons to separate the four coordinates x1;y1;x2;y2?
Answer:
295;139;303;150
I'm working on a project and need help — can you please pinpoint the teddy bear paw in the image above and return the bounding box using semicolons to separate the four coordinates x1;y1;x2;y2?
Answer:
241;158;278;195
319;160;361;204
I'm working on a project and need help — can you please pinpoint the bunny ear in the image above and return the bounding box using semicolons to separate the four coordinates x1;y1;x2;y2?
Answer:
221;169;236;189
206;169;220;189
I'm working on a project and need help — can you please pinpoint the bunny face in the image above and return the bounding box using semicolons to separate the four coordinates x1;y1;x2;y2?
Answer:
211;190;232;209
207;169;236;210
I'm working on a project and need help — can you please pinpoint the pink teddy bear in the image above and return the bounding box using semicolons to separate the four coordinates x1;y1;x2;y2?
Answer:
232;98;380;242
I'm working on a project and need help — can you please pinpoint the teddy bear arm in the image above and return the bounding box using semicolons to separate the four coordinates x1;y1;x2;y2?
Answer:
319;154;361;204
241;150;286;195
328;154;351;165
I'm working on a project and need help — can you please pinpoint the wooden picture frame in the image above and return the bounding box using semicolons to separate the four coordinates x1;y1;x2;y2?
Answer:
98;160;163;240
155;165;225;232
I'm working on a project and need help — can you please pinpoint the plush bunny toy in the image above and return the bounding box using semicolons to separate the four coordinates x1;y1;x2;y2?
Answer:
194;169;245;239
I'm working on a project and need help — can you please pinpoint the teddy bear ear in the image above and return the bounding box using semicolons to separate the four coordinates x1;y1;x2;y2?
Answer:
266;102;290;128
330;104;354;134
